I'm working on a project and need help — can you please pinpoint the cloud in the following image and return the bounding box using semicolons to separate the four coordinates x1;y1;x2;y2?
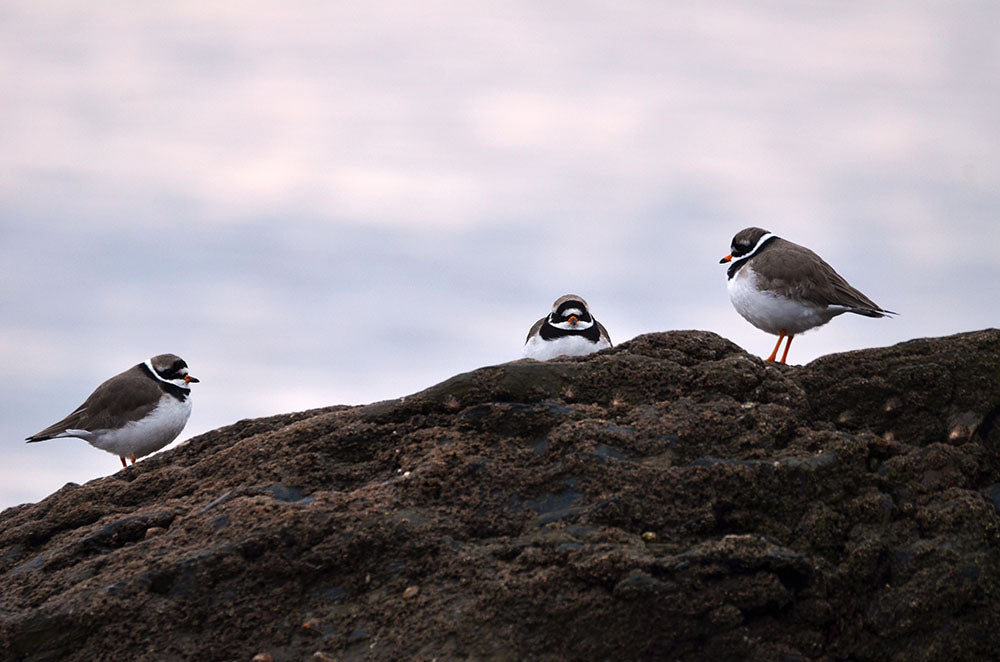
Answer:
2;1;999;509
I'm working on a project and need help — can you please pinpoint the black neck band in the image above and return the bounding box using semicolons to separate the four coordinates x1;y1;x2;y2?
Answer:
539;320;602;342
140;363;190;402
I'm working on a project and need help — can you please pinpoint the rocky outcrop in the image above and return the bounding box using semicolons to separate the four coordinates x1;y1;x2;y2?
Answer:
2;330;999;661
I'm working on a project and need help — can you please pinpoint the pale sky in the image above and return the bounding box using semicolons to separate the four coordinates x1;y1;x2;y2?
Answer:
2;1;998;510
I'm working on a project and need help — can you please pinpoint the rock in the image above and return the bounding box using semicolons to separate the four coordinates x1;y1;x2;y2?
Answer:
1;329;999;661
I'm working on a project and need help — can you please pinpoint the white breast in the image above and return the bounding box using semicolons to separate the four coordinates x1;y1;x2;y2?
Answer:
88;394;193;459
523;333;611;360
727;265;842;335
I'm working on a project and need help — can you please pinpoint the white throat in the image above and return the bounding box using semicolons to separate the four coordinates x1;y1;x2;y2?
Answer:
733;232;777;264
145;359;191;391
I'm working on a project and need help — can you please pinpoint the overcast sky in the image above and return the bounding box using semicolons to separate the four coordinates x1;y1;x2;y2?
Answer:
2;1;998;510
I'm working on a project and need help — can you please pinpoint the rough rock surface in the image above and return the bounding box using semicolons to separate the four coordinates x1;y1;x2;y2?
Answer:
2;330;1000;662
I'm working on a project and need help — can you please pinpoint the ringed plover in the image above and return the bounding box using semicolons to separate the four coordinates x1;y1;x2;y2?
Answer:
27;353;199;467
720;228;895;363
523;294;612;360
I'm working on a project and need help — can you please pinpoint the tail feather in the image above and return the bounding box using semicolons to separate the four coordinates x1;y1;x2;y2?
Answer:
26;428;91;443
851;307;897;319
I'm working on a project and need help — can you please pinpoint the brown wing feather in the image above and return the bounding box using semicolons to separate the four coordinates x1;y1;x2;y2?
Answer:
525;316;546;344
596;320;612;346
753;238;889;313
26;364;163;441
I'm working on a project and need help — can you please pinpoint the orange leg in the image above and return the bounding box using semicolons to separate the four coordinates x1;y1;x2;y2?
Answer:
765;330;787;362
120;456;127;468
779;334;795;364
129;453;137;465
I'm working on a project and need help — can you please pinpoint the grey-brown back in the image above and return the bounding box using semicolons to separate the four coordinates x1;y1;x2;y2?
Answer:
26;363;164;441
753;237;893;315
